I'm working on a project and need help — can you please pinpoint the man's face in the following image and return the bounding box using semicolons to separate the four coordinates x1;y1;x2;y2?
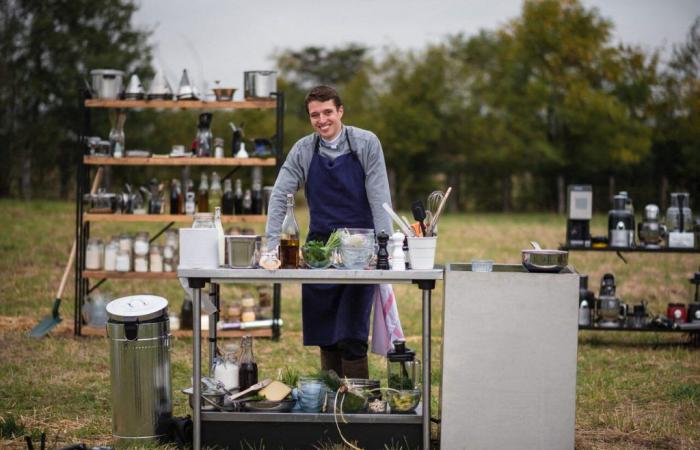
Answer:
308;100;344;140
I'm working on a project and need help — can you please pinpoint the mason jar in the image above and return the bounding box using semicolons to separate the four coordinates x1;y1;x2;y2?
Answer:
134;232;150;256
86;238;104;270
149;245;163;272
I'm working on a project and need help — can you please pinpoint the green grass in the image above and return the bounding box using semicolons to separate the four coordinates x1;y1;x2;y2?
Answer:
1;199;699;449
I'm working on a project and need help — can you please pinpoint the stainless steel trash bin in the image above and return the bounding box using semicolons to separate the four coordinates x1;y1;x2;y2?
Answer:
106;295;172;448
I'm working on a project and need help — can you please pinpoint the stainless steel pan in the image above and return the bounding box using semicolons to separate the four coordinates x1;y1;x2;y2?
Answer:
522;241;568;273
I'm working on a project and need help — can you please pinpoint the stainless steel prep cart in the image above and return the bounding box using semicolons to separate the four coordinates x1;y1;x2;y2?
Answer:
178;267;443;450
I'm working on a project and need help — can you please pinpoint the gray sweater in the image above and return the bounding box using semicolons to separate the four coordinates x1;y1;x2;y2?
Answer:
265;125;393;247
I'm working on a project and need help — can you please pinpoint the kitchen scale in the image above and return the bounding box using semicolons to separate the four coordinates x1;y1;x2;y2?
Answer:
566;185;592;248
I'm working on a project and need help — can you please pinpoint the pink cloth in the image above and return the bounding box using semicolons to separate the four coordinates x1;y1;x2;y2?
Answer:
371;284;405;356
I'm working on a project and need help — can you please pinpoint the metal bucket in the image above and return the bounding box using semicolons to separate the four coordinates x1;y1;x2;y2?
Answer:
107;295;172;448
244;71;277;99
225;235;261;268
90;69;125;99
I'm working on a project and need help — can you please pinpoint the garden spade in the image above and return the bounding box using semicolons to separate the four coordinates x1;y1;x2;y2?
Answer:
30;168;103;337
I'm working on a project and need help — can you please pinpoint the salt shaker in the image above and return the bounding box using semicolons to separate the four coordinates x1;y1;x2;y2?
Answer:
391;232;406;271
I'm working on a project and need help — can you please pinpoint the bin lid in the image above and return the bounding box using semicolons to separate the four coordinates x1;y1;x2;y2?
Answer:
107;295;168;322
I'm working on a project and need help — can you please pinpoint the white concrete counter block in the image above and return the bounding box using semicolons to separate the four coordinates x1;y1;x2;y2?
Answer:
440;264;579;450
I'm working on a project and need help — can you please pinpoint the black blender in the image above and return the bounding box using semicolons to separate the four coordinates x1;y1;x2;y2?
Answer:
195;113;213;157
566;185;592;248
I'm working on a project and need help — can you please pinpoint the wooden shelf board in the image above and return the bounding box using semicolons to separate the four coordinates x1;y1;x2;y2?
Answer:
82;270;178;280
83;213;266;223
80;326;274;338
84;99;276;110
83;156;276;166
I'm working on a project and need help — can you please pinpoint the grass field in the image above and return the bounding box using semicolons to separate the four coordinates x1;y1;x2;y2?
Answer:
0;199;698;449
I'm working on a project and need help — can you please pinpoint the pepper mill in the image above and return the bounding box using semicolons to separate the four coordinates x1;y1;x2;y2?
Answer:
376;230;390;270
391;232;406;271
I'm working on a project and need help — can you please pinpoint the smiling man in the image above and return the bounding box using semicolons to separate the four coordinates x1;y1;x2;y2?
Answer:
265;85;393;378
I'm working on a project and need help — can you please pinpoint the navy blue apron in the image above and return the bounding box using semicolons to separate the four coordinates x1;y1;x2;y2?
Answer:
302;129;375;346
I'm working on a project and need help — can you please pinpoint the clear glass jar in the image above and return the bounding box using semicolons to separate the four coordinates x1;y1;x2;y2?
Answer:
104;236;119;271
85;238;104;270
115;248;131;272
192;212;214;228
226;302;242;322
213;343;239;391
165;229;178;249
163;244;175;260
241;305;256;322
149;245;163;272
163;258;174;272
118;233;133;252
134;254;148;272
133;232;150;256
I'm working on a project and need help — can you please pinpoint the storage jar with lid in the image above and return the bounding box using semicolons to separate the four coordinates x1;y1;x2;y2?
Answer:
134;254;148;272
165;229;178;249
116;248;131;272
119;233;133;252
134;232;150;256
86;238;104;270
104;236;119;271
149;245;163;272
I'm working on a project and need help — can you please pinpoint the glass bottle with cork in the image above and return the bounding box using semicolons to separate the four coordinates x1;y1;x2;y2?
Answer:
238;335;258;390
197;173;209;212
280;193;300;268
222;179;234;215
209;172;222;211
234;179;244;214
170;179;182;214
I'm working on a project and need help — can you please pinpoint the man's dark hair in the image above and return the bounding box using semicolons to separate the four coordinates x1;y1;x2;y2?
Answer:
304;85;342;113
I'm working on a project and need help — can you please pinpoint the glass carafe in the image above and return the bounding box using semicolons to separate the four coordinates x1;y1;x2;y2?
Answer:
666;192;693;232
108;109;126;158
213;344;239;391
387;340;420;390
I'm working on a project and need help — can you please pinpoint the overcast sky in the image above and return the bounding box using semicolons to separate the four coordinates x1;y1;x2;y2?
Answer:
132;0;700;100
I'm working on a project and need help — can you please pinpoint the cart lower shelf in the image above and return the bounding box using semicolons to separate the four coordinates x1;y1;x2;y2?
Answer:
200;409;422;449
79;326;273;338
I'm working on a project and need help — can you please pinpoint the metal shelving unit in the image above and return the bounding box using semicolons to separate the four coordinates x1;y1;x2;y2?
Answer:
75;92;285;339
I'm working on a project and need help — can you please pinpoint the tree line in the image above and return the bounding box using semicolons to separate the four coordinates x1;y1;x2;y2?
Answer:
1;0;698;213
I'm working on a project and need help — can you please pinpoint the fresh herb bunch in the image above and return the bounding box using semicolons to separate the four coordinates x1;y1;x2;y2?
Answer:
278;366;299;387
302;230;342;268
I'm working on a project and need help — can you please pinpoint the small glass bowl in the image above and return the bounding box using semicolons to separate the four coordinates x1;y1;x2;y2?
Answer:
471;259;494;272
386;388;421;414
301;244;333;269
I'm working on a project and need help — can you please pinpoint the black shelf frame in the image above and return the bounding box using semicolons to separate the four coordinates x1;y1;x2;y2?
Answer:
74;92;285;339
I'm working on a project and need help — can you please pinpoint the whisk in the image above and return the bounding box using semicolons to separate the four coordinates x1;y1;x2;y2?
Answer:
427;190;445;227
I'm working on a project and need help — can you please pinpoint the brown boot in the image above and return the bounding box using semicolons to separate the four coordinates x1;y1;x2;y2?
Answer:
341;356;369;379
321;348;343;376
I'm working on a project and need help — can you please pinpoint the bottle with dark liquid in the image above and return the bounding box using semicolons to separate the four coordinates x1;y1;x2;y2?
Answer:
181;295;193;330
222;179;234;215
280;193;300;268
238;335;258;391
197;173;209;212
251;182;263;214
243;189;253;214
170;179;182;214
233;179;244;214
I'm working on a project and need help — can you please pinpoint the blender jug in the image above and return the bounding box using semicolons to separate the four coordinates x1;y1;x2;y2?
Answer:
387;340;420;390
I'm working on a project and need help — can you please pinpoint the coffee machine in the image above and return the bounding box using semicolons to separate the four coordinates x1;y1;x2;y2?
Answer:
608;194;635;248
667;192;694;248
566;185;592;248
597;273;623;328
638;204;666;248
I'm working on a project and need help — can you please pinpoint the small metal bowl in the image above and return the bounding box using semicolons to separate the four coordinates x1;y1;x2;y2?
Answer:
213;87;236;101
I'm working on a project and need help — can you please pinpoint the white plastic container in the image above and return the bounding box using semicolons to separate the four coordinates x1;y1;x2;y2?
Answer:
179;228;219;270
407;237;437;270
